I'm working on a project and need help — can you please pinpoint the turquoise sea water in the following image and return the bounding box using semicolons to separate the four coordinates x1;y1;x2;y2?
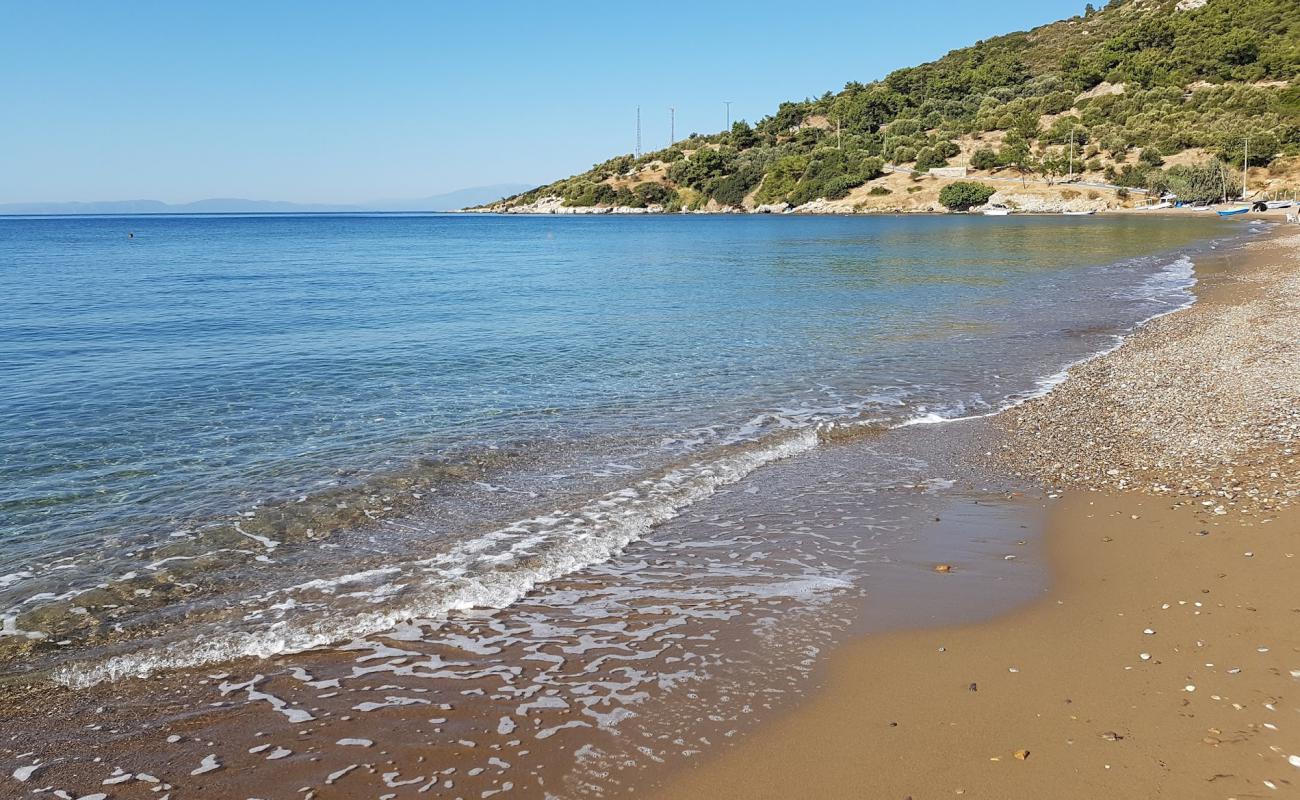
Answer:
0;212;1232;677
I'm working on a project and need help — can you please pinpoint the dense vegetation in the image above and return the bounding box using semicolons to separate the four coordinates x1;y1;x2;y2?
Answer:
939;182;998;211
490;0;1299;211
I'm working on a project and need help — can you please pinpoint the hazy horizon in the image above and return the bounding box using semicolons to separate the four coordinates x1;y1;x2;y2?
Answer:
2;1;1086;205
0;182;534;214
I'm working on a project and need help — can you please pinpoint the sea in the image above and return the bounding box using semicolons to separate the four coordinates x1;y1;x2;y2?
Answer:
0;212;1243;797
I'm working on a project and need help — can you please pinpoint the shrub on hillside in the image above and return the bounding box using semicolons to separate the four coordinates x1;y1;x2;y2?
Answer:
892;146;917;164
1139;148;1165;167
938;181;997;211
970;148;999;170
634;183;675;206
705;166;765;207
914;147;948;171
1217;131;1280;166
822;174;865;200
667;148;737;190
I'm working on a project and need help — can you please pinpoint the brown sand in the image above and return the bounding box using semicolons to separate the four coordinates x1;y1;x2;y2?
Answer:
654;230;1300;798
654;493;1299;799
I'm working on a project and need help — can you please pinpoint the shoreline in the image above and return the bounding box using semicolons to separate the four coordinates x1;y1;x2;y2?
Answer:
0;222;1284;799
468;191;1300;221
0;216;1222;690
651;227;1300;797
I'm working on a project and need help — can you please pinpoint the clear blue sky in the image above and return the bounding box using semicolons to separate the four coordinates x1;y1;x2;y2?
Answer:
0;1;1090;204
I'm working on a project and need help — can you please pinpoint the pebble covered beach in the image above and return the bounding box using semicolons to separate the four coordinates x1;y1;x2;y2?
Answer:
1000;227;1300;515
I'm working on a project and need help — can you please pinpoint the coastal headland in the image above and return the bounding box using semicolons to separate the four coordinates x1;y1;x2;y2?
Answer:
470;0;1298;219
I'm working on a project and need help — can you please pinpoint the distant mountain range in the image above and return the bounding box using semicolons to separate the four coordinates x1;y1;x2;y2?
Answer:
0;183;533;216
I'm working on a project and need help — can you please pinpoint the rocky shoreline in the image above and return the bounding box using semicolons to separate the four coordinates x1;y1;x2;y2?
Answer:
998;227;1300;515
463;190;1112;216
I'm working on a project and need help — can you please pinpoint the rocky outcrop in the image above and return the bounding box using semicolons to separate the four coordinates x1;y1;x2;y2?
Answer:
472;189;1115;216
479;196;667;215
791;198;850;214
986;190;1110;214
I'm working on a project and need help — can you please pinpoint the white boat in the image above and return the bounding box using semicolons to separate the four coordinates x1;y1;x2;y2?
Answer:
1264;200;1293;210
1136;201;1173;211
982;207;1011;216
1062;210;1095;216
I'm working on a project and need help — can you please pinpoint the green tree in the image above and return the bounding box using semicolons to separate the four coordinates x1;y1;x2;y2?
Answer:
938;182;997;211
915;147;948;171
667;148;737;190
971;148;999;170
729;121;756;149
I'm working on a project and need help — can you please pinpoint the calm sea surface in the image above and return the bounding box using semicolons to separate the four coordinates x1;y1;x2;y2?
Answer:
0;213;1232;682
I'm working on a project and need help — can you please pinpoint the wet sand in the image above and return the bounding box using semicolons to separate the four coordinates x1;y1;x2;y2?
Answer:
655;493;1299;799
654;227;1300;798
1;427;1048;799
5;223;1292;799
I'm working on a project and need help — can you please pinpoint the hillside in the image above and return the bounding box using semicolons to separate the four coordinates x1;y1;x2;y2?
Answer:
478;0;1299;214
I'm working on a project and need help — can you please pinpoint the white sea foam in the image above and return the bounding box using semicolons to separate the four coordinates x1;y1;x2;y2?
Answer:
895;253;1197;429
39;246;1208;690
52;429;820;688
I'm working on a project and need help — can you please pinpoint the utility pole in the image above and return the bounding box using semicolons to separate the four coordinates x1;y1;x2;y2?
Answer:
724;101;732;130
836;117;842;150
1068;127;1075;181
636;106;641;158
669;106;675;146
1242;135;1249;201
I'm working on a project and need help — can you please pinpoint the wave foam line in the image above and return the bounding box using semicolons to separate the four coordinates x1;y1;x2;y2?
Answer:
895;253;1197;429
53;429;819;689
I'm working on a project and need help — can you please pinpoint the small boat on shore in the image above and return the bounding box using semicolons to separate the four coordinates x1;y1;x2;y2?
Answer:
982;207;1011;216
1217;206;1250;217
1264;200;1293;210
1062;210;1095;216
1136;201;1173;211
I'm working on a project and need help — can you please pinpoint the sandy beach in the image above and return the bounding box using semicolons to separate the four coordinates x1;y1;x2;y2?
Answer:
9;215;1253;800
654;228;1300;799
